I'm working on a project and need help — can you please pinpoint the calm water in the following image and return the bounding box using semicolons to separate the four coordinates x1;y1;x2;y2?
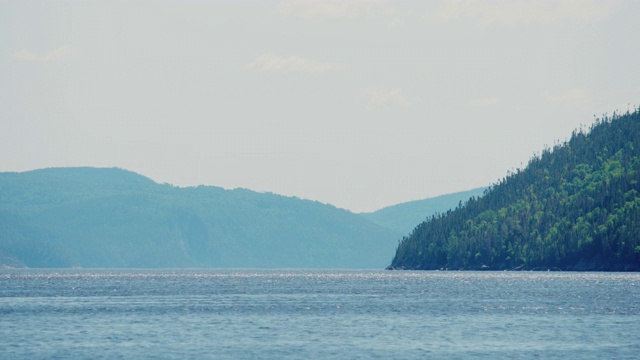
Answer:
1;269;639;359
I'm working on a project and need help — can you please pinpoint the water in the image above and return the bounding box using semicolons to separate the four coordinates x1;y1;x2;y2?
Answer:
1;269;639;359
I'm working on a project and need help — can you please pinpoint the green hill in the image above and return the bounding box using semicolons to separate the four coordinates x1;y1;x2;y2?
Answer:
360;187;487;235
0;167;401;268
389;110;640;271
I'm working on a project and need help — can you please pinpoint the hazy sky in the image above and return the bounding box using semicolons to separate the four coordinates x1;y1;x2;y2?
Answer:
2;0;640;212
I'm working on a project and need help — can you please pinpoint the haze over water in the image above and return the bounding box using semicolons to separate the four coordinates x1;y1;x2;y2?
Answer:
1;269;638;359
3;1;640;212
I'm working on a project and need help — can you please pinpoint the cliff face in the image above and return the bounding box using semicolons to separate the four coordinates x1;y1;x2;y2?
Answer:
390;110;640;271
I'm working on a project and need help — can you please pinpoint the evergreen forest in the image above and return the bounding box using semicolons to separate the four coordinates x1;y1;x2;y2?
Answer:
389;110;640;271
0;168;401;268
361;187;486;235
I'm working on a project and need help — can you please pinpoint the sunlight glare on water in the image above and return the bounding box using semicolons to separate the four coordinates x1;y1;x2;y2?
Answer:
1;269;639;359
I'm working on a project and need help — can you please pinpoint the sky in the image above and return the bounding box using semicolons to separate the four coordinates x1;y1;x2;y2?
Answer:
1;0;640;213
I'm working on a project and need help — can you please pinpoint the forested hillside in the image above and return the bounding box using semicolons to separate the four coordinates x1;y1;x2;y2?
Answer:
0;168;400;268
389;110;640;271
361;187;486;235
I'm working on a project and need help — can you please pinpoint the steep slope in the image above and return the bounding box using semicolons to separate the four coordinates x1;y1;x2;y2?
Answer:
0;210;71;268
0;168;400;268
390;110;640;271
361;187;487;235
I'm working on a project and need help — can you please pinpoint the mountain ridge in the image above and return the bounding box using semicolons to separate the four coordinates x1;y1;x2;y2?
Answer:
389;110;640;271
1;167;402;268
361;187;487;235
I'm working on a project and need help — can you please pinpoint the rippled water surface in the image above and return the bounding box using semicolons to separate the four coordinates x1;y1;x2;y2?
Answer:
1;269;639;359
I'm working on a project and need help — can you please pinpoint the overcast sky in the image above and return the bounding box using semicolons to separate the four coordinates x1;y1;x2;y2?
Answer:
2;0;640;212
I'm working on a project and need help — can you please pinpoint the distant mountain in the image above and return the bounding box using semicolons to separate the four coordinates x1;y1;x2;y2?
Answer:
389;110;640;271
0;167;401;268
360;188;487;235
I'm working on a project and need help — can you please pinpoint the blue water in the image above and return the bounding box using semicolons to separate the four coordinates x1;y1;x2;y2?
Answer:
1;269;639;359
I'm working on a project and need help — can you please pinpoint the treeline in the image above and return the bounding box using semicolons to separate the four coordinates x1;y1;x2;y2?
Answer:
0;168;400;268
389;109;640;271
